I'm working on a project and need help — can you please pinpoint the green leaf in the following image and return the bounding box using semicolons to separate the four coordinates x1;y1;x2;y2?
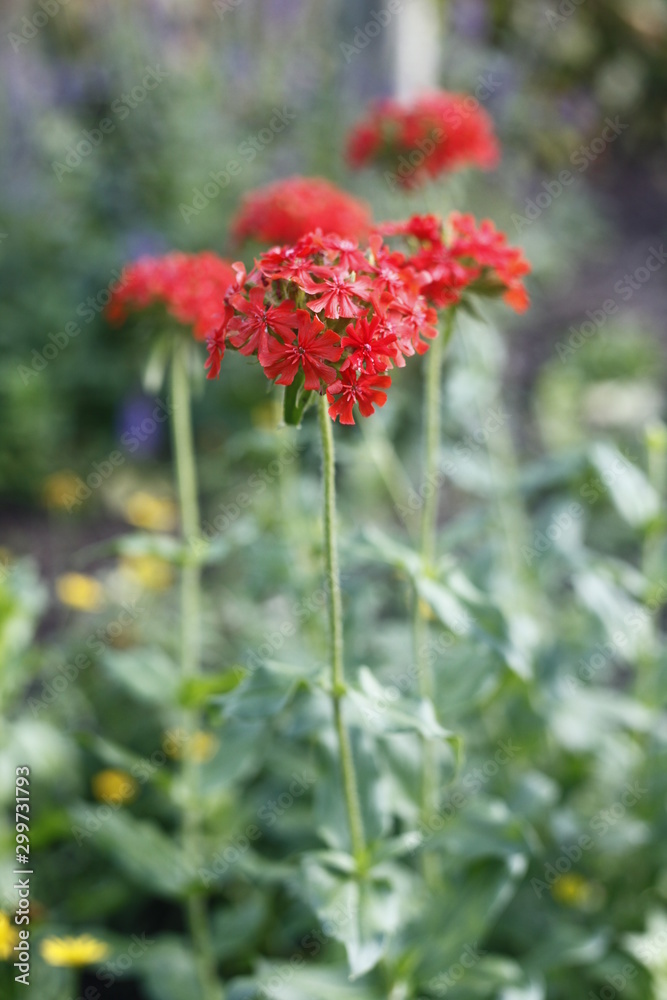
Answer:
211;895;269;960
102;648;179;704
217;661;313;720
300;855;416;979
69;805;193;897
179;670;244;707
137;936;203;1000
347;667;452;740
589;442;660;528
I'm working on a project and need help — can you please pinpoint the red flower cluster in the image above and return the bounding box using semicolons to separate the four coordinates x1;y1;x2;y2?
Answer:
205;230;438;424
346;91;499;188
381;212;531;313
107;252;236;340
230;176;373;246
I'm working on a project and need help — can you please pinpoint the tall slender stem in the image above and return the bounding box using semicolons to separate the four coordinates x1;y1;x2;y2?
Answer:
317;394;366;863
413;309;456;869
170;337;223;1000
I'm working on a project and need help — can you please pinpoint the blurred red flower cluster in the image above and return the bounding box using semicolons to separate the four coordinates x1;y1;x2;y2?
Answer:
230;176;372;246
381;212;531;313
107;252;236;340
346;91;499;187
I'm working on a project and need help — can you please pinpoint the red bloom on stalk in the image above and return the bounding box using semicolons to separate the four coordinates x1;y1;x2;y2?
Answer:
107;252;236;340
447;212;531;313
262;311;342;389
327;370;392;425
205;227;436;423
230;176;373;245
346;91;499;188
380;212;531;313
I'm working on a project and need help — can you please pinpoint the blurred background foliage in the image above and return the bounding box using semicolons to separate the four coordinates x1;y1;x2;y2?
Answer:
1;0;667;998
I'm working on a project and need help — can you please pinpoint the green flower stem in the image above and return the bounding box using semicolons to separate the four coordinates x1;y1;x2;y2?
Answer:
413;309;456;872
317;393;366;864
170;336;223;1000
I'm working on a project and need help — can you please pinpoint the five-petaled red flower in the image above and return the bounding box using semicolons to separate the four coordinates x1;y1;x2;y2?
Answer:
227;286;298;363
327;370;392;425
262;311;343;390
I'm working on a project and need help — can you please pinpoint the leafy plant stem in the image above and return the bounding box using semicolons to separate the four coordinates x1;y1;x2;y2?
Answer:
414;308;456;879
170;336;223;1000
317;392;366;864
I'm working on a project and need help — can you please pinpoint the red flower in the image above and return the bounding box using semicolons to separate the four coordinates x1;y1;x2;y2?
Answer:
206;226;435;423
340;315;397;374
346;91;499;188
231;176;372;245
227;286;298;362
107;252;236;341
262;310;342;389
301;268;372;319
447;212;531;313
327;369;392;425
379;212;531;313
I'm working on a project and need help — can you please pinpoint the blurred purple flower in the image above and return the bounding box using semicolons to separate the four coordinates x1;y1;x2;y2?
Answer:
117;395;165;457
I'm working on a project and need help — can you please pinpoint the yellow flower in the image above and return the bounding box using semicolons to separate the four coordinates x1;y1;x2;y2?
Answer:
41;934;110;967
55;573;105;612
0;911;19;960
91;769;139;806
552;873;598;908
120;554;174;591
43;471;81;510
123;492;177;532
164;729;218;762
188;731;219;763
